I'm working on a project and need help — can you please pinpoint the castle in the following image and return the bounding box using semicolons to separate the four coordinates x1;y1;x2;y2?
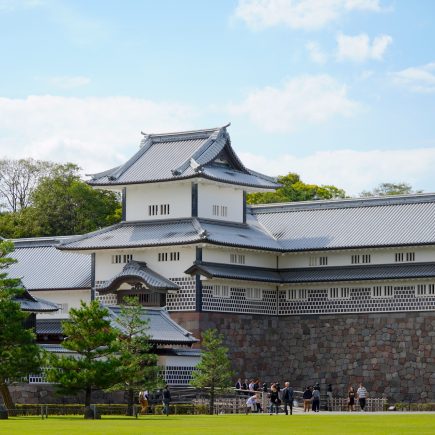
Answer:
8;126;435;402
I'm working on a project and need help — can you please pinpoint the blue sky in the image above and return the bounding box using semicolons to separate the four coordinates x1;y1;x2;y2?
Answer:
1;0;435;195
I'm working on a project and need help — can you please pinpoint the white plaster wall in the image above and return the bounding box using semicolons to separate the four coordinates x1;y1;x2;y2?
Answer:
197;182;243;222
158;355;200;367
125;182;191;221
95;247;195;282
203;246;276;268
34;289;90;319
279;246;435;269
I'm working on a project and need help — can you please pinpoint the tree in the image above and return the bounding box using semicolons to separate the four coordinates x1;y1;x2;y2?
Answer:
108;297;161;416
360;182;422;197
0;241;42;412
46;301;119;414
30;163;121;236
247;172;346;205
0;158;54;212
0;163;121;238
190;329;234;414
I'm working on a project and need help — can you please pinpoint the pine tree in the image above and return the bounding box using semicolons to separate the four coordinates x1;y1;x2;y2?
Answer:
0;241;42;412
108;297;161;416
190;329;234;414
46;301;119;413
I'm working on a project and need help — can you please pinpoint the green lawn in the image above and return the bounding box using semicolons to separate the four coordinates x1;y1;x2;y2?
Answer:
1;414;434;435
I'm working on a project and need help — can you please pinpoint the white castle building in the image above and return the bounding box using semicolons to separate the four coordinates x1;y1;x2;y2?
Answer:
8;126;435;401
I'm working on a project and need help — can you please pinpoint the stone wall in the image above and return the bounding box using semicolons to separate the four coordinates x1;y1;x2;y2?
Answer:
170;311;435;403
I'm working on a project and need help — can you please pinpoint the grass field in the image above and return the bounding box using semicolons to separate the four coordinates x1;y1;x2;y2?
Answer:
1;414;434;435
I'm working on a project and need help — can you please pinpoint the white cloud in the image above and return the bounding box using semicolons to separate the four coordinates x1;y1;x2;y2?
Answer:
336;33;392;62
0;95;197;174
234;0;385;30
48;76;91;89
229;75;359;133
306;41;328;64
391;62;435;93
240;148;435;195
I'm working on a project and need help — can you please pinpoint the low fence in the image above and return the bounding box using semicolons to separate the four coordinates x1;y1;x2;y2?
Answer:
327;397;387;412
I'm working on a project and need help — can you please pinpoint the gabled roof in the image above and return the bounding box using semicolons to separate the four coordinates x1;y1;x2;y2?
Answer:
57;216;281;252
97;260;179;294
106;306;198;345
14;290;59;312
8;237;91;290
252;193;435;251
88;126;278;190
36;307;198;345
186;261;435;284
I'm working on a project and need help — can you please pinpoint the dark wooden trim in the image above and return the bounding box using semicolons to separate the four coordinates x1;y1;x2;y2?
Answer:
121;187;127;221
243;191;247;223
195;274;203;312
91;253;96;301
191;183;198;217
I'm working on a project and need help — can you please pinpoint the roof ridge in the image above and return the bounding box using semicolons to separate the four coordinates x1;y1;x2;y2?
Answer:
171;127;227;176
251;193;435;214
141;125;224;138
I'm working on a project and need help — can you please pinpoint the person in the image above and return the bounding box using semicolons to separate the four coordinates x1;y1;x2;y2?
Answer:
162;385;171;416
312;387;320;412
357;383;368;412
242;379;249;391
348;386;356;412
281;381;294;415
235;378;242;393
269;384;280;415
303;386;312;412
327;384;333;411
138;390;149;414
246;393;258;414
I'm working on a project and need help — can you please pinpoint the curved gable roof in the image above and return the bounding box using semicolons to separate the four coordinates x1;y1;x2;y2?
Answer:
88;126;278;189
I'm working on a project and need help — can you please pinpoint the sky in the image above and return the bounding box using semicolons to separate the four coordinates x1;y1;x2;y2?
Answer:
1;0;435;195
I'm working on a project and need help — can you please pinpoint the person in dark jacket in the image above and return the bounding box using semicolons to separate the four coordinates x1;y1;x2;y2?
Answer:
269;384;280;415
162;385;171;416
281;381;294;415
303;386;313;412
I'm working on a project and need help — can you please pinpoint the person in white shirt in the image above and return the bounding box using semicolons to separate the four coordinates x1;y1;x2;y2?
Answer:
246;394;258;414
357;383;368;411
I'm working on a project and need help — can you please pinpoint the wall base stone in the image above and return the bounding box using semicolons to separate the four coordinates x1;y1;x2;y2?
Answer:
170;310;435;403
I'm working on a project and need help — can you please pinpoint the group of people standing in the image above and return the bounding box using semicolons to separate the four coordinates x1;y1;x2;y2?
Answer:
238;378;370;414
238;379;295;416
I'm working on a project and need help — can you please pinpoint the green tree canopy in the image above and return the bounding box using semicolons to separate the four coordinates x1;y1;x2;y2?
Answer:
46;301;119;410
0;163;121;238
247;172;346;205
108;296;161;415
360;182;422;197
190;328;234;414
0;240;42;411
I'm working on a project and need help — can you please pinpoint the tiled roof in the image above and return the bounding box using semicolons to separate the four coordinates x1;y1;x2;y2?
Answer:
107;306;198;344
252;193;435;251
280;262;435;283
15;290;59;312
97;261;179;294
36;318;64;335
36;307;199;345
88;126;278;189
185;262;282;283
58;217;281;252
8;237;91;290
186;261;435;284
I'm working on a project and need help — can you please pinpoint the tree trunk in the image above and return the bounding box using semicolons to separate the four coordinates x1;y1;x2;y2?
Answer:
0;383;15;412
126;388;134;416
209;387;215;415
84;386;91;407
